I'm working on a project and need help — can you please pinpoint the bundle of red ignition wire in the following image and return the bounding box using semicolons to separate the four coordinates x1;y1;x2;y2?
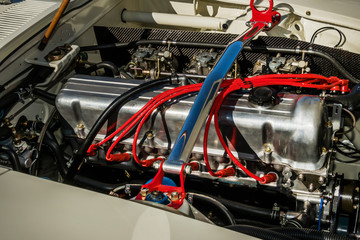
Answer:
87;74;349;183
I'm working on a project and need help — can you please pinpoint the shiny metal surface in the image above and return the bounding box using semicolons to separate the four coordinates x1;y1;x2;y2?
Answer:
56;75;328;171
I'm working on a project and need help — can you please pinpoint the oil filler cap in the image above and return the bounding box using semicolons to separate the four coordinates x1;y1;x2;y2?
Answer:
248;86;278;107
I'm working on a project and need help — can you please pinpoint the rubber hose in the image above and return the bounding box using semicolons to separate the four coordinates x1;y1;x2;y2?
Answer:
73;175;124;192
83;61;120;77
41;132;128;192
41;133;68;178
269;228;356;240
0;145;22;171
326;84;360;111
65;77;172;181
32;88;56;105
189;192;236;225
0;93;19;111
235;219;278;229
213;196;276;221
226;225;298;240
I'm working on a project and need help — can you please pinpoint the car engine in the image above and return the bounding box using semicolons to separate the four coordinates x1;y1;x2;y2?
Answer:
1;0;360;239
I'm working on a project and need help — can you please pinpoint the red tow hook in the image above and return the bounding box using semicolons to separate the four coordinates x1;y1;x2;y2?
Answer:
250;0;281;29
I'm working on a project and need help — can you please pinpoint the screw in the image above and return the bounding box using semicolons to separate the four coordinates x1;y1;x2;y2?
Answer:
306;11;311;16
170;191;179;201
322;147;327;154
309;183;315;192
333;137;339;142
152;161;161;170
298;174;305;181
318;176;325;185
327;121;332;128
140;188;149;198
354;205;358;210
265;146;272;153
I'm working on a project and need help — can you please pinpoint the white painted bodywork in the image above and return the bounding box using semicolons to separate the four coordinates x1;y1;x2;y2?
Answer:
0;0;359;239
0;168;257;240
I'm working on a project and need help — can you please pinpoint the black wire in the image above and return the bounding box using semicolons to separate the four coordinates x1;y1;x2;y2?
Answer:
334;145;360;163
334;144;360;157
310;27;346;48
64;77;173;182
337;141;360;153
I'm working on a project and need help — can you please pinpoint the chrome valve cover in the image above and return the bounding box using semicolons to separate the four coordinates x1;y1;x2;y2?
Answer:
56;75;329;171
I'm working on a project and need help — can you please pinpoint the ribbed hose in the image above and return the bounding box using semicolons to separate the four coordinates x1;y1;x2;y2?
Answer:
269;228;356;240
0;145;22;171
226;225;298;240
65;77;173;181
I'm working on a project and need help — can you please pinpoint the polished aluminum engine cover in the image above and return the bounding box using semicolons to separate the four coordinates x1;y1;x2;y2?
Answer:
56;75;328;171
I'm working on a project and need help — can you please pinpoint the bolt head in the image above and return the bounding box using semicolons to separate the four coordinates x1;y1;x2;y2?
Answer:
298;174;305;181
170;191;179;201
322;147;327;154
152;161;161;170
140;188;149;197
185;165;192;174
265;146;272;153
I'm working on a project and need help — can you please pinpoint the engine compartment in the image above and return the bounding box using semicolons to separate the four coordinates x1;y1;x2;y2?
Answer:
1;0;360;239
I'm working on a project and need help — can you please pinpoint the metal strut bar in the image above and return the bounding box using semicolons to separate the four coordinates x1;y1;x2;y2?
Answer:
163;0;281;174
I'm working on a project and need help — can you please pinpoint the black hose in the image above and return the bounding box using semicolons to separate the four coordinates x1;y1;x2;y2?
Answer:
65;77;173;182
41;133;68;178
73;175;123;192
235;219;278;228
269;228;356;240
0;145;22;171
0;92;19;111
226;225;298;240
83;61;120;77
189;192;236;225
213;196;277;221
326;84;360;111
81;40;360;84
32;88;56;105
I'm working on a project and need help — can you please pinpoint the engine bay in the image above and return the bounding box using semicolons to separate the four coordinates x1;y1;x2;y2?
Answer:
1;0;360;239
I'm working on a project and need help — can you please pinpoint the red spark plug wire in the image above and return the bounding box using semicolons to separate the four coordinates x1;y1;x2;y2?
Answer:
203;74;348;183
88;73;348;182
